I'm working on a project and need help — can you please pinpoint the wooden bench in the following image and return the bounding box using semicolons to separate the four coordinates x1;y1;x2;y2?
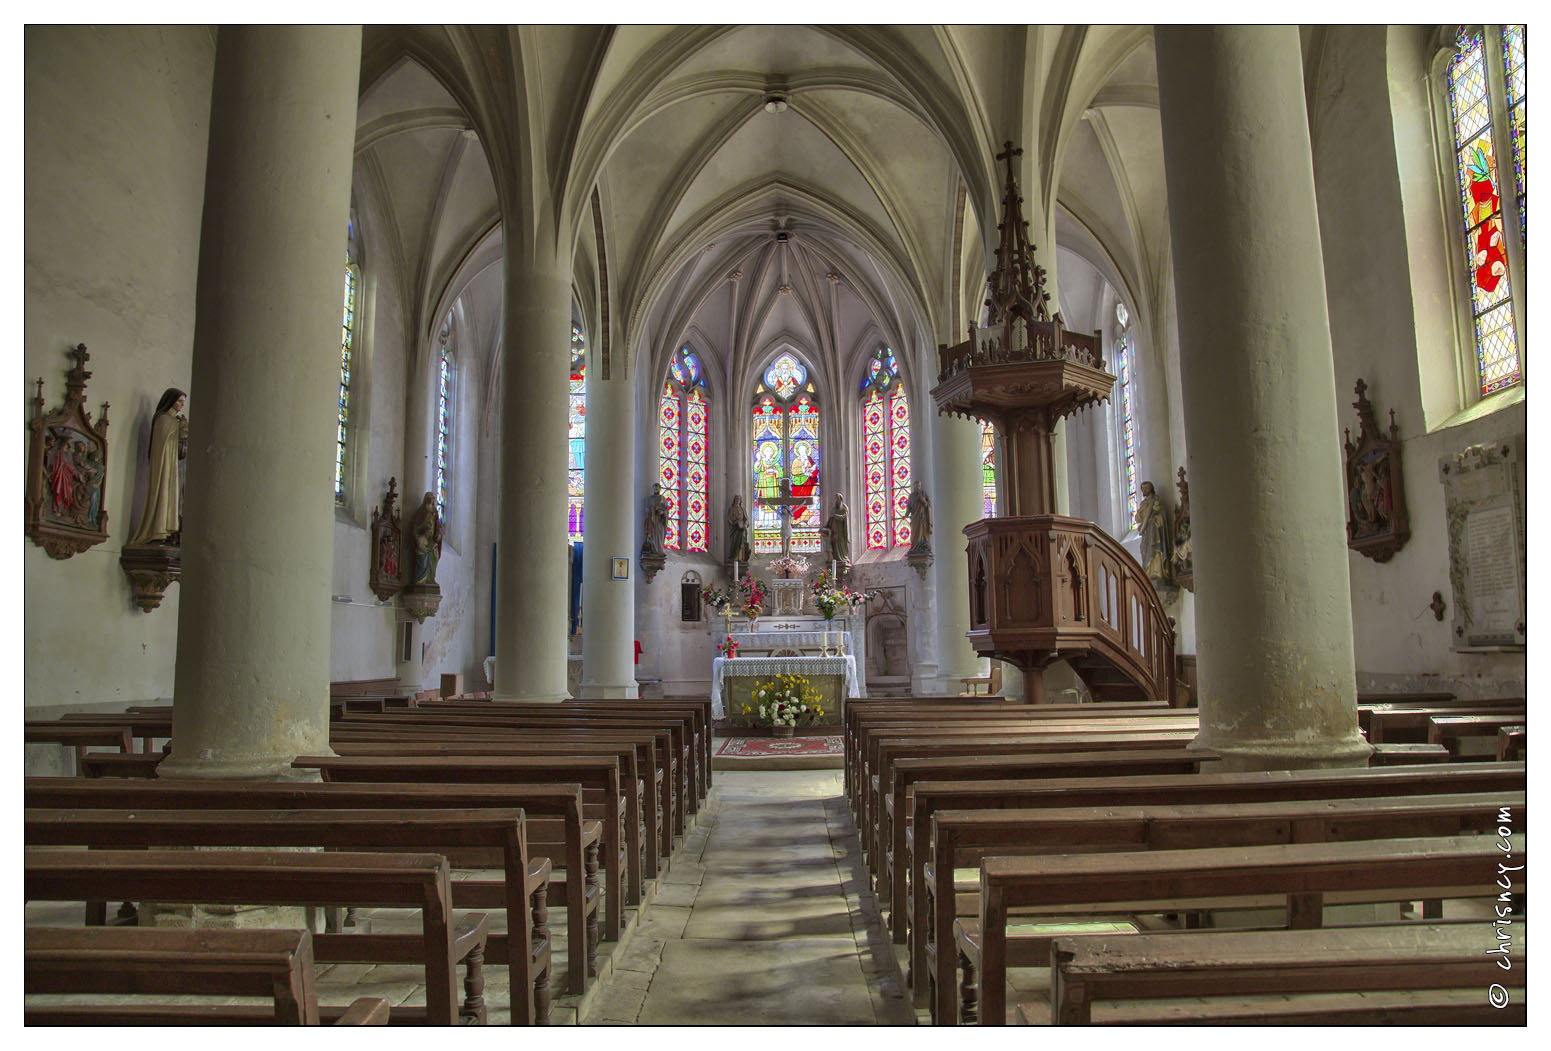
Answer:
901;761;1527;1015
26;806;553;1025
25;777;598;1002
293;753;626;944
1363;700;1525;743
880;748;1214;941
967;833;1526;1025
24;926;391;1026
1498;725;1526;761
927;791;1523;1023
1035;923;1525;1025
26;849;484;1025
1369;742;1451;765
1429;714;1532;759
24;723;132;772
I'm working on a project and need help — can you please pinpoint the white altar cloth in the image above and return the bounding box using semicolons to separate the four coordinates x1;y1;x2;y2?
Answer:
710;655;860;719
725;630;853;655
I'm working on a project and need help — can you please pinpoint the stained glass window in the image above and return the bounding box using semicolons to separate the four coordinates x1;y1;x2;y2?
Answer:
1447;26;1522;396
568;324;586;541
860;347;911;549
1114;310;1139;523
981;420;997;518
1503;25;1527;242
435;324;453;521
336;250;357;504
659;346;709;553
751;355;821;554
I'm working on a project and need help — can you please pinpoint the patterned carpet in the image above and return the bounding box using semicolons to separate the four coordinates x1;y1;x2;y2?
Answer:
714;735;844;758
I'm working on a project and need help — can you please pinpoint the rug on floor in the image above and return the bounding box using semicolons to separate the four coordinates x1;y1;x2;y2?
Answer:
715;735;843;757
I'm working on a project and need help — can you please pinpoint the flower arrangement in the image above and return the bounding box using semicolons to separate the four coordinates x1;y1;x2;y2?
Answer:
741;673;825;727
718;634;740;659
737;576;767;619
768;554;810;579
702;582;739;615
809;570;881;620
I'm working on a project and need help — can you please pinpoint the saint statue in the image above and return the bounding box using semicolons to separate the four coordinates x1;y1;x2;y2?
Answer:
823;491;851;567
906;482;932;552
727;494;752;565
128;388;188;546
642;482;669;557
409;491;444;586
1134;479;1171;586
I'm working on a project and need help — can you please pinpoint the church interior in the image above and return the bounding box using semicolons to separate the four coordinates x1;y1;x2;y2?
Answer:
23;24;1529;1027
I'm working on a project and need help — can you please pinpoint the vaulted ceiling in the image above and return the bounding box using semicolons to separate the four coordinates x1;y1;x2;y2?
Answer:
350;26;1176;392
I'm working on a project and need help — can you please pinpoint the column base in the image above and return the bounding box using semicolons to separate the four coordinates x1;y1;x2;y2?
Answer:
492;692;568;704
1188;732;1373;773
156;754;330;782
578;681;639;699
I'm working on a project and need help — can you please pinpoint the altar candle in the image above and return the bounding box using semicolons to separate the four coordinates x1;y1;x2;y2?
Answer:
734;561;740;583
830;559;837;579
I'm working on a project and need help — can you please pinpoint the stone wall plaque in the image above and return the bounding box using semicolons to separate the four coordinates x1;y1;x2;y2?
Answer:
1439;435;1525;650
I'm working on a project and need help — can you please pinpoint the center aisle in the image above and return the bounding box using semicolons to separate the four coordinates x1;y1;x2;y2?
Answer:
583;769;914;1025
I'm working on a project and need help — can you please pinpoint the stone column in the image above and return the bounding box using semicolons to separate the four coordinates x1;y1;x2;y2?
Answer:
161;26;362;780
1155;26;1368;769
493;261;572;703
931;412;986;692
580;368;638;698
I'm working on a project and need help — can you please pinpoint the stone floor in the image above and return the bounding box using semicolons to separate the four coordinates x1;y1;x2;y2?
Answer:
584;769;914;1025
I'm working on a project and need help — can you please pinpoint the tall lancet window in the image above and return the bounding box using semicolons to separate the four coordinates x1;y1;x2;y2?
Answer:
336;218;359;504
435;319;454;520
659;345;710;552
1444;25;1524;396
981;420;997;518
751;352;822;553
860;346;911;549
568;324;587;541
1114;301;1139;523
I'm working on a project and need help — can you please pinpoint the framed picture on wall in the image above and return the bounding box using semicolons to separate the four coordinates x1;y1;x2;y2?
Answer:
611;557;629;580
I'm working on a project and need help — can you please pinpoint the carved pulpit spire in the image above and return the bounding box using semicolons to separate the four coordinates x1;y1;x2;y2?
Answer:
985;141;1053;330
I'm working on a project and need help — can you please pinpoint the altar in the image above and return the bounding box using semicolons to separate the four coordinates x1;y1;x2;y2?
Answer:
710;654;859;723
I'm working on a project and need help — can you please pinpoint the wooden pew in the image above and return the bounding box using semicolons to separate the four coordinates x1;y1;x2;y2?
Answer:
1429;714;1532;759
25;806;552;1025
328;733;652;903
968;834;1526;1025
1498;725;1526;761
24;723;132;772
24;927;390;1026
928;791;1523;1023
1363;699;1525;743
577;696;715;795
292;753;626;944
25;778;598;1001
1037;923;1525;1025
880;748;1215;944
902;761;1527;1015
26;849;481;1026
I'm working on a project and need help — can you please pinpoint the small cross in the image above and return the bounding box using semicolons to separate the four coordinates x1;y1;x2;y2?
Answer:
755;479;810;555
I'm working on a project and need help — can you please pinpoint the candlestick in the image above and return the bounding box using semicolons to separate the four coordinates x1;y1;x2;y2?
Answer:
830;559;837;579
734;561;740;583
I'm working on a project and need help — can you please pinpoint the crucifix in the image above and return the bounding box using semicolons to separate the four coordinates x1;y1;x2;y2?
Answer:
754;478;810;556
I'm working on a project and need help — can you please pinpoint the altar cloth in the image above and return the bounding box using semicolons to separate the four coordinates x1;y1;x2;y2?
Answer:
710;655;860;720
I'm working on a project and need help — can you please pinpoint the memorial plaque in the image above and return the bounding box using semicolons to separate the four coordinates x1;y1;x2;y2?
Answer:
1439;436;1525;650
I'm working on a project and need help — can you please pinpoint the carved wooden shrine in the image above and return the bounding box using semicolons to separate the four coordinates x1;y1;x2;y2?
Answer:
369;477;405;602
929;144;1175;704
1343;378;1409;562
1172;466;1193;591
26;344;111;559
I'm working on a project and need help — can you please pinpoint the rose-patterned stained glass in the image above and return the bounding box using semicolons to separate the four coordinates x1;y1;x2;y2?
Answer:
752;396;784;553
981;419;997;518
568;324;586;541
1503;25;1526;242
336;259;356;503
861;346;910;549
764;353;806;400
660;346;709;553
1448;27;1522;396
435;333;452;521
1116;330;1139;521
890;384;911;548
658;383;682;550
685;390;709;552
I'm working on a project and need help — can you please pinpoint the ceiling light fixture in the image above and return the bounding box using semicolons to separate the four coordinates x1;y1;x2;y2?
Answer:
764;95;788;114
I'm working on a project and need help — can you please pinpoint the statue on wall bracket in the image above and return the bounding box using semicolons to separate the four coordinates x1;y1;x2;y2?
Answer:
119;385;188;612
640;482;669;583
905;482;934;578
369;477;405;603
27;344;111;560
401;490;443;623
1343;378;1409;562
